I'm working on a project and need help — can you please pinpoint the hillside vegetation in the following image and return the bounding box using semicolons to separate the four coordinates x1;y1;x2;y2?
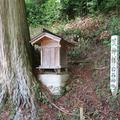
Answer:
1;0;120;120
25;0;120;119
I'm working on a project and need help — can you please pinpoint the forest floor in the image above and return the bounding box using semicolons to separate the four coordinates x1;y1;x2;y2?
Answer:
36;44;120;120
35;16;120;119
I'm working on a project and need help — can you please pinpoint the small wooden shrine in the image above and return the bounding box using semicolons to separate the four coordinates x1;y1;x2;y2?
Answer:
30;29;74;73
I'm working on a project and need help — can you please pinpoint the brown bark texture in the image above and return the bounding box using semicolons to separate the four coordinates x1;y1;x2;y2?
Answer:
0;0;36;119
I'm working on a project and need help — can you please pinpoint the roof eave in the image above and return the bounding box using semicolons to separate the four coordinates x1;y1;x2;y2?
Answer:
30;32;62;45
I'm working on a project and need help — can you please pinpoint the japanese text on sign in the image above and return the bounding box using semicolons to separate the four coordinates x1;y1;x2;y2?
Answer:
110;35;119;96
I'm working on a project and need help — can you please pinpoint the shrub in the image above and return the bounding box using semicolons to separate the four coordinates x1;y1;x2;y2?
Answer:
26;3;42;26
26;0;61;26
40;0;61;25
108;16;120;35
60;28;92;58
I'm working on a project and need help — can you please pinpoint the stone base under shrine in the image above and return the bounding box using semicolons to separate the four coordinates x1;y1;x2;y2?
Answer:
38;73;69;95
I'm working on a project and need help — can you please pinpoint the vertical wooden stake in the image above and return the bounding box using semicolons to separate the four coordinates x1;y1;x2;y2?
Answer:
57;68;61;74
80;107;84;120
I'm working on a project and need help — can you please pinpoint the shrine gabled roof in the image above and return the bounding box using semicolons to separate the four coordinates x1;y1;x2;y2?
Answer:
30;28;75;46
30;29;62;45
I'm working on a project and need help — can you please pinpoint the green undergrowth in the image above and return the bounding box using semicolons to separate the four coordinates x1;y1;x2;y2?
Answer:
0;100;16;120
30;13;120;59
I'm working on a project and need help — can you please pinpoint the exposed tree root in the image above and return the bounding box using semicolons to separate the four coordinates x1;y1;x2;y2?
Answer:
13;98;36;120
0;81;8;109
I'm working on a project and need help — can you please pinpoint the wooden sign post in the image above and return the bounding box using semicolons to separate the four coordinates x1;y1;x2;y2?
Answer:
80;107;84;120
110;35;119;96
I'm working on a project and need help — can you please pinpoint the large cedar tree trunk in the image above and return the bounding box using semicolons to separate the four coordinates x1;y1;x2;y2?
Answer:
0;0;36;119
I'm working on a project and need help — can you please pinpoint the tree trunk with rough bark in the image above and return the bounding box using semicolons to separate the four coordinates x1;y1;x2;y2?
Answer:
0;0;36;119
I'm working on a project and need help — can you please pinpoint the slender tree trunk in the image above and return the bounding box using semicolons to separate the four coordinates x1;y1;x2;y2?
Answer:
0;0;36;119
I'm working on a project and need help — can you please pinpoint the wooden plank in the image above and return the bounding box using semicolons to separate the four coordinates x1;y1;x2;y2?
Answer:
50;48;55;68
41;38;59;47
55;47;60;67
55;47;57;67
40;48;42;66
40;47;61;69
38;66;61;69
46;48;50;68
42;48;48;68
